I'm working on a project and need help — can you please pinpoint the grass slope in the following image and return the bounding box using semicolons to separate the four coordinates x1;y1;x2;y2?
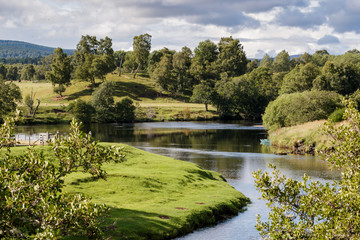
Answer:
268;120;331;154
12;143;249;239
15;73;218;122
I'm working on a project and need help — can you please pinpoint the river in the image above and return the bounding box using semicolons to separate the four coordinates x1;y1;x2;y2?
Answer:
15;121;340;240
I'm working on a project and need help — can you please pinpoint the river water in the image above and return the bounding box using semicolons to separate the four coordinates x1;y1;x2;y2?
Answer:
15;121;340;240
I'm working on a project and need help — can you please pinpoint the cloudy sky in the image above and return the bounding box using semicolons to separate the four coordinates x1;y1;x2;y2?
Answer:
1;0;360;58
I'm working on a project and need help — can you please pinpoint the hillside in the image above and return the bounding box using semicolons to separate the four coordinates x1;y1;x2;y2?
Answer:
0;40;74;58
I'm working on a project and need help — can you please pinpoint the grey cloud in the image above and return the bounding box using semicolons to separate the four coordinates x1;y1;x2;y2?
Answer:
317;35;340;45
273;7;326;29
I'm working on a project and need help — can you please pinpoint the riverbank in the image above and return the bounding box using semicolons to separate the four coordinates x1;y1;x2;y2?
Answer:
268;120;330;155
11;143;249;239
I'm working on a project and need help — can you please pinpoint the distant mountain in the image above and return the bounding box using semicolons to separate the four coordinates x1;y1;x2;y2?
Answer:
0;40;74;59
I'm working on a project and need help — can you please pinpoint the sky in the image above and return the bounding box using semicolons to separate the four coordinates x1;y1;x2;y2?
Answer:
1;0;360;58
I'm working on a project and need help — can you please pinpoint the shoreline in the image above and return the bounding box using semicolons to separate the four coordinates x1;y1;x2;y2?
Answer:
10;143;250;239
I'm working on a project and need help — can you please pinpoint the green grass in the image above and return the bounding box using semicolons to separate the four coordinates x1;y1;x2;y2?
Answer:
15;73;218;122
268;120;331;153
10;143;249;239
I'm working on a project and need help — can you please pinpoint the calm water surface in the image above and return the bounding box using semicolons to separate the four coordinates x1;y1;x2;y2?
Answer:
15;121;340;240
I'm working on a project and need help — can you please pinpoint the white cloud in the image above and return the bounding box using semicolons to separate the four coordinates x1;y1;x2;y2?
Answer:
0;0;360;57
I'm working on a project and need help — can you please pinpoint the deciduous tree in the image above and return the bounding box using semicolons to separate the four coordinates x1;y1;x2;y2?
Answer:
254;100;360;239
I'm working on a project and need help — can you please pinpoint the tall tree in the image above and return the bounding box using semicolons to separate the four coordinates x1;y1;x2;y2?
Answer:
272;50;290;73
190;40;219;84
73;35;116;86
216;36;247;77
132;33;151;78
46;48;73;97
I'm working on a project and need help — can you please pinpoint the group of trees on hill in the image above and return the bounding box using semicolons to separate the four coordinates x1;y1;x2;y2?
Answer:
3;33;360;123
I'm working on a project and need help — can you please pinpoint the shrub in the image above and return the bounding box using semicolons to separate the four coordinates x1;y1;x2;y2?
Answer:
328;108;345;122
91;81;115;123
263;90;342;131
67;99;95;123
114;97;136;123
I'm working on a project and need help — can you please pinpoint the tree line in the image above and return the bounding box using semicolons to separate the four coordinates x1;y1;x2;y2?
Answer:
2;34;360;123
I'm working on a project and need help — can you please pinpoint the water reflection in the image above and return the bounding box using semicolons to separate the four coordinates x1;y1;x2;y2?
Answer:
15;121;340;240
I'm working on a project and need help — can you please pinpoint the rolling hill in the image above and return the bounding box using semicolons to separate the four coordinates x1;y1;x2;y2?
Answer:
0;40;74;58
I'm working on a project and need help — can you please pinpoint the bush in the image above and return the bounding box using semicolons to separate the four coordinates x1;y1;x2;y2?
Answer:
328;108;345;122
114;97;136;123
91;81;115;123
263;90;342;131
67;99;95;123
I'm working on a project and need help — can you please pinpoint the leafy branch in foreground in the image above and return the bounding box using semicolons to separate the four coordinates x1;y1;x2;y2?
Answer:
0;118;125;239
253;100;360;239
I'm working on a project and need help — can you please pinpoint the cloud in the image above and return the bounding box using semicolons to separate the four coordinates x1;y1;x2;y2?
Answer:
317;35;340;45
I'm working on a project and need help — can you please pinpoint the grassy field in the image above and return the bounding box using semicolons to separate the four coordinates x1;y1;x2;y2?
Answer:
11;143;249;239
268;120;332;154
15;74;218;122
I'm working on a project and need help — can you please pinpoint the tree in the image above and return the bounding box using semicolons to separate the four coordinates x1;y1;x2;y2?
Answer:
114;97;136;123
91;81;115;123
216;36;247;77
114;50;126;76
152;53;175;91
172;47;192;92
0;117;125;239
21;64;35;80
280;63;321;94
132;33;151;78
67;99;95;123
259;54;273;69
6;65;19;81
46;48;73;97
0;80;22;120
272;50;290;73
254;100;360;239
190;40;219;84
190;82;215;111
73;35;116;86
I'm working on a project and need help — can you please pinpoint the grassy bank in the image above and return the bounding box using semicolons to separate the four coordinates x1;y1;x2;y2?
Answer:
12;143;249;239
268;120;330;154
15;74;219;123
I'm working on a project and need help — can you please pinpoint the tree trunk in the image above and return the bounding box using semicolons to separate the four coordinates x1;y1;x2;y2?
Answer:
32;99;41;118
205;103;208;111
118;55;123;76
133;63;141;78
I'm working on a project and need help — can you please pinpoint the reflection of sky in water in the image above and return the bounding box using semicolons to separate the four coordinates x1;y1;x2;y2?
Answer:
123;121;264;131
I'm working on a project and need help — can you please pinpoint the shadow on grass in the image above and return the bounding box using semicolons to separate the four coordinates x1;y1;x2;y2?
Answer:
103;207;175;239
66;83;100;100
113;81;159;101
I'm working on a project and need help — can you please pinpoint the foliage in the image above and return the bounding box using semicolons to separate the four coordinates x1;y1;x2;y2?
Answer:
21;64;36;80
46;48;73;97
216;36;247;77
263;90;342;131
114;97;136;123
0;80;22;121
280;63;321;94
67;99;95;123
0;117;125;239
190;82;215;111
132;33;151;78
73;35;116;86
91;81;115;123
254;100;360;239
328;107;345;122
272;50;290;73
